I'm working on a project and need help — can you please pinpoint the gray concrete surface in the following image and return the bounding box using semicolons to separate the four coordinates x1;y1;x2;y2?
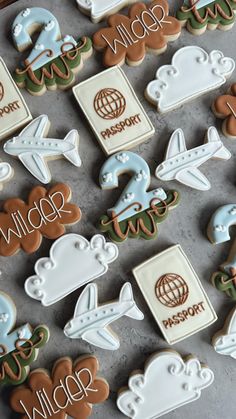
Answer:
0;0;236;418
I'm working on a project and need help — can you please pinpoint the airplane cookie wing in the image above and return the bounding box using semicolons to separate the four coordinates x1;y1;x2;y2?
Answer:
19;152;51;184
82;327;120;350
165;128;187;159
18;115;50;138
176;167;210;191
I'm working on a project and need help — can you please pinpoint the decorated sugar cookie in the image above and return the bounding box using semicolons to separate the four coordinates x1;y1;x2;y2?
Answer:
0;183;81;256
1;325;49;386
73;66;154;155
207;204;236;299
25;234;118;306
0;292;49;386
10;355;109;417
177;1;236;35
117;350;214;418
0;57;32;140
0;161;13;191
0;292;32;358
12;7;92;95
213;306;236;358
133;245;217;344
93;0;181;67
145;46;235;113
98;151;179;243
212;83;236;139
4;115;81;184
155;127;231;190
76;0;138;23
64;282;144;350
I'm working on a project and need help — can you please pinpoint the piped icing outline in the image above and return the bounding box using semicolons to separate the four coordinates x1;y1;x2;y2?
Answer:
145;45;235;113
117;350;214;419
24;234;119;306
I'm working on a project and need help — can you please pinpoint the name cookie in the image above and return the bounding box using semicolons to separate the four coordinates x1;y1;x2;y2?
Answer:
12;7;92;95
212;83;236;139
98;151;179;243
213;306;236;359
76;0;138;23
207;204;236;299
4;115;81;184
133;245;217;344
155;127;231;191
145;45;235;113
73;66;154;155
64;282;144;350
0;183;81;256
0;292;49;386
0;57;32;140
177;1;236;35
117;350;214;418
25;234;118;306
93;0;181;67
10;355;109;418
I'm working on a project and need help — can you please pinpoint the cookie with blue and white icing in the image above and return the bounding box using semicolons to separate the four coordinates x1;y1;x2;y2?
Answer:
12;7;92;95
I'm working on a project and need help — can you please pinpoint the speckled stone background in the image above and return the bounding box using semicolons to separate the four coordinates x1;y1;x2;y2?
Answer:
0;0;236;418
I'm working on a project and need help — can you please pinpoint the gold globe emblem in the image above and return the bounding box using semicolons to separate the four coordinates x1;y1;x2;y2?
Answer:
94;88;126;120
0;82;4;102
155;273;189;308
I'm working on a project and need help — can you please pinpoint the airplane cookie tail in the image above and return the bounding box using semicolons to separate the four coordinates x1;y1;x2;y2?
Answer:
120;283;144;320
63;129;82;167
207;126;231;160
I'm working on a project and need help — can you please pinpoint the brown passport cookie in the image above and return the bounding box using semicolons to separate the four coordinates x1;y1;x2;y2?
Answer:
0;183;81;256
93;0;181;67
10;355;110;419
212;83;236;139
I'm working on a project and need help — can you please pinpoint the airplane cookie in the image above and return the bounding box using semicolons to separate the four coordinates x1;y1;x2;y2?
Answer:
155;127;231;191
64;282;144;350
213;306;236;359
4;115;81;184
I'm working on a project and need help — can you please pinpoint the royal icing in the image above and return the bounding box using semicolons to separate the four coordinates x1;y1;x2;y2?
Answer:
155;127;231;190
73;66;154;155
207;204;236;299
93;0;181;67
0;162;13;190
25;234;118;306
0;183;81;256
213;306;236;358
133;245;217;344
207;203;236;244
12;8;92;95
0;292;32;358
117;350;214;419
145;46;235;113
4;115;81;184
76;0;138;23
10;355;109;418
0;325;50;386
12;8;77;70
98;151;179;242
177;1;236;34
212;83;236;138
64;282;144;350
0;57;32;140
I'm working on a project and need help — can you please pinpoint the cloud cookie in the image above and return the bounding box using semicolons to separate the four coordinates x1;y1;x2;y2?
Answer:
25;234;119;306
117;350;214;419
76;0;138;23
145;46;235;113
